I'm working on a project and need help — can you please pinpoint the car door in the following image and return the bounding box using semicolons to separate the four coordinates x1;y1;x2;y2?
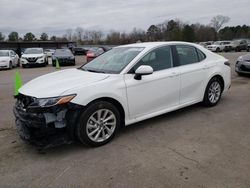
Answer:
174;45;208;104
124;46;180;119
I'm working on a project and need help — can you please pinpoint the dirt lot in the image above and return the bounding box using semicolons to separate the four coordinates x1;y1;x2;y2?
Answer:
0;53;250;188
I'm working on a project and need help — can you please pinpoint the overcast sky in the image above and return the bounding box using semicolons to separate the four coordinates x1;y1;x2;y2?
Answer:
0;0;249;37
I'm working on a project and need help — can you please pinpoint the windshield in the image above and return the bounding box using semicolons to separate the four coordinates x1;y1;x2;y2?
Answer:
81;47;144;74
24;48;43;54
54;49;72;56
0;51;9;57
214;42;221;45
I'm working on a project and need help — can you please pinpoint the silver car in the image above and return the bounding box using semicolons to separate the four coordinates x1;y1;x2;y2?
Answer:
235;54;250;75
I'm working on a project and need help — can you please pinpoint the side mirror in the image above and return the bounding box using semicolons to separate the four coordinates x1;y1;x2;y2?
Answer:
134;65;153;80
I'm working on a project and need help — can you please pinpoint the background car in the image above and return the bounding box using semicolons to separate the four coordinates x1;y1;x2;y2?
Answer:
86;47;110;62
72;47;87;55
235;54;250;75
232;40;248;52
21;48;47;68
52;49;75;66
206;41;231;52
44;49;55;57
0;50;19;69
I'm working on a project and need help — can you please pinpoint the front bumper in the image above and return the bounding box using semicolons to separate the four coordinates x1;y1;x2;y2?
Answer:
21;58;45;65
52;58;75;66
0;61;9;69
13;95;82;148
235;61;250;74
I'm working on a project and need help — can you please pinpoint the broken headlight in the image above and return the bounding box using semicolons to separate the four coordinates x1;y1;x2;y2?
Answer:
38;94;76;107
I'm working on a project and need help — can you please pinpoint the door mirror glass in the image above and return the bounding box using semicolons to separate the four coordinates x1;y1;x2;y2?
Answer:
134;65;153;80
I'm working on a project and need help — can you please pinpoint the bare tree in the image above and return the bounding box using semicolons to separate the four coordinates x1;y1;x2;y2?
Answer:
89;30;103;44
75;27;84;43
66;29;73;41
210;15;230;32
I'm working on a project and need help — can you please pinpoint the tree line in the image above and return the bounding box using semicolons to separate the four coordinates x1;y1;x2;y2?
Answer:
1;15;250;45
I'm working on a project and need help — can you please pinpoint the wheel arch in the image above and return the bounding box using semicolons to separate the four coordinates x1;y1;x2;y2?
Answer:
86;97;126;126
204;73;225;94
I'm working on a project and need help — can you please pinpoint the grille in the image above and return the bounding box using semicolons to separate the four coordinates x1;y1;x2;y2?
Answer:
27;57;38;62
240;65;250;72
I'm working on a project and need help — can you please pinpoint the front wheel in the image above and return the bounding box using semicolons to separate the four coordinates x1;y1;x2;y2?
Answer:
9;62;13;69
76;101;120;147
203;77;222;107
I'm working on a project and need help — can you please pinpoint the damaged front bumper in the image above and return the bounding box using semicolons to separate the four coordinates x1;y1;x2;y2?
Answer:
13;94;82;148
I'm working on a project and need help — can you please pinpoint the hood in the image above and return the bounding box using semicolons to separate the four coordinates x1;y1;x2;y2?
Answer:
239;54;250;61
207;44;219;48
53;54;73;58
22;53;44;58
19;68;109;98
0;57;10;61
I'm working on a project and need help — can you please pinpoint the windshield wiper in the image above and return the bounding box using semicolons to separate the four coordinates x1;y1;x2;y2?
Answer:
87;69;106;74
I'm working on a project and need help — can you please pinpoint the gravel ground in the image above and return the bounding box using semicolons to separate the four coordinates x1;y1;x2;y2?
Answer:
0;53;249;188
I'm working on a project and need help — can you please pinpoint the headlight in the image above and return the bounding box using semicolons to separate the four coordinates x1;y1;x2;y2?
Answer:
237;56;244;62
21;57;27;60
37;94;76;107
37;56;44;59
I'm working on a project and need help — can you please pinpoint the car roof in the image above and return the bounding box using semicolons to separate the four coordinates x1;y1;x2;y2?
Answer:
116;41;201;50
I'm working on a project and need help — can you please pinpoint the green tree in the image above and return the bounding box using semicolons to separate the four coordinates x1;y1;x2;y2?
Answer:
147;25;160;41
0;32;5;41
40;33;48;41
182;25;195;42
8;31;19;41
165;20;183;41
24;32;36;41
50;36;56;41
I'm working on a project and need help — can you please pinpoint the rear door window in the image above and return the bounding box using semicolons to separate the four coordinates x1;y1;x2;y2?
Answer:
176;45;201;66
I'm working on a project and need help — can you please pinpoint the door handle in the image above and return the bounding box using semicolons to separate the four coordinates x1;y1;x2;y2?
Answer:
169;72;178;77
203;65;210;70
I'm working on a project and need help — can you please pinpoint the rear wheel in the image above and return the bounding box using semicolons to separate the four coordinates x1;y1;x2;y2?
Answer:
76;101;120;147
203;77;222;107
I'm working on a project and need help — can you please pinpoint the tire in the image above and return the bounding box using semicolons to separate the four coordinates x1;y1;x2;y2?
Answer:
76;101;120;147
9;62;13;69
202;77;223;107
22;64;27;68
237;72;244;76
216;48;220;53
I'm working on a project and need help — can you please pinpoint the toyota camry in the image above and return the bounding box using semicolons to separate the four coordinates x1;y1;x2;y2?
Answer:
13;42;231;148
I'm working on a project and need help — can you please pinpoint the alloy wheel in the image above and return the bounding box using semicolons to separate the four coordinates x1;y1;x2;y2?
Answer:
208;81;221;104
86;109;116;143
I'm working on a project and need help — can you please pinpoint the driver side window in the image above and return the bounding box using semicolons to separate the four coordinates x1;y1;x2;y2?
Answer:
130;46;173;73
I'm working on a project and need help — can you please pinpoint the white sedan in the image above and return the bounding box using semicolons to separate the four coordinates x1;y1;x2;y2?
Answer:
14;42;231;148
0;50;19;69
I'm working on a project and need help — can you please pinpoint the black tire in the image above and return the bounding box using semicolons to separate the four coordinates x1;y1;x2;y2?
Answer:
22;64;27;68
202;77;223;107
9;62;13;69
237;72;244;76
216;48;220;53
76;101;120;147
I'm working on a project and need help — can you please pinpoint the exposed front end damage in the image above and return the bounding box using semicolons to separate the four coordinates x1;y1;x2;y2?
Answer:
13;94;83;149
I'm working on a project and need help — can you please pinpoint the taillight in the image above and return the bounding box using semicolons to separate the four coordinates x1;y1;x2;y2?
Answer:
87;52;95;57
224;61;230;67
